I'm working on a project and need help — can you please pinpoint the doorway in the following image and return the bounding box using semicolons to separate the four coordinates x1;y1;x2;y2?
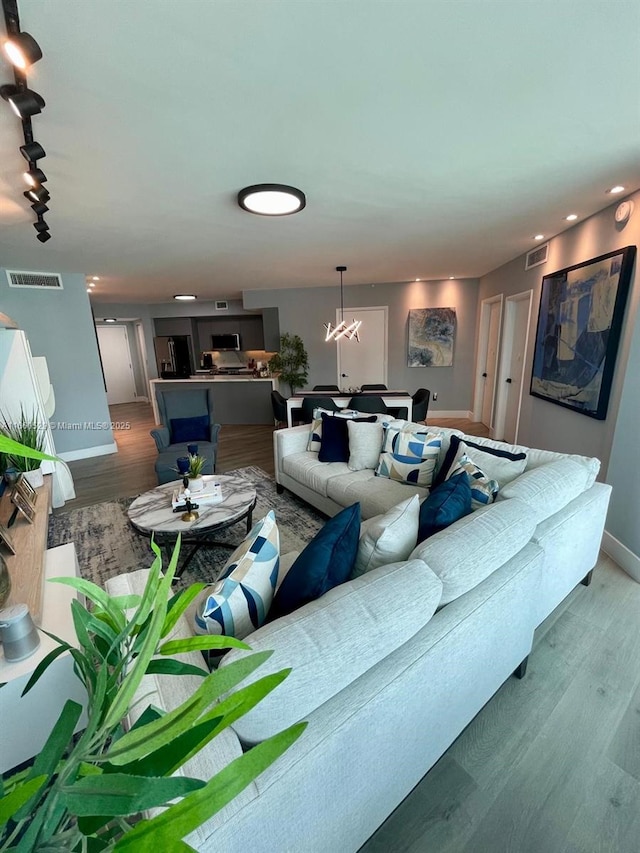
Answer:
336;307;388;390
473;295;503;429
96;325;138;405
492;290;533;443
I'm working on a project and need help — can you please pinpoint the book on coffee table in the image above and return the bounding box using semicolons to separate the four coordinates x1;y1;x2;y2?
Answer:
171;481;223;509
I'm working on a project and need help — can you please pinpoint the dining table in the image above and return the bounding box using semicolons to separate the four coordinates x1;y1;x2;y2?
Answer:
285;389;413;427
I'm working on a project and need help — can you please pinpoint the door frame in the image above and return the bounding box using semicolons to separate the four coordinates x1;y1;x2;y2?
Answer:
135;321;150;401
492;290;533;443
472;294;503;424
96;323;138;405
336;305;388;388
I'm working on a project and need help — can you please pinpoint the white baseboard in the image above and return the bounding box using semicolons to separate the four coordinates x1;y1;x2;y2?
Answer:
58;442;118;462
429;410;473;420
602;529;640;583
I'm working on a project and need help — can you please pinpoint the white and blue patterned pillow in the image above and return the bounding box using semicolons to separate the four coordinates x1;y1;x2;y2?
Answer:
194;510;280;639
448;454;499;509
376;428;442;487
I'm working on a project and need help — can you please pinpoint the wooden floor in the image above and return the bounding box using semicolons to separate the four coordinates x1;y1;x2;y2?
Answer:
57;403;489;510
56;406;640;852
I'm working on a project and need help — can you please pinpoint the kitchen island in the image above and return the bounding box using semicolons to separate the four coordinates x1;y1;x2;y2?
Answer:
150;377;279;425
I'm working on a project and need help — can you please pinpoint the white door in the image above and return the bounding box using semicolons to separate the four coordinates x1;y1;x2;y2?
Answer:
493;291;533;443
473;296;503;428
336;307;388;390
96;325;137;404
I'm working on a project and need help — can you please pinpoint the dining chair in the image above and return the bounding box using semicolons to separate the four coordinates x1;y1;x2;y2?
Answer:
270;390;289;427
313;384;340;391
360;383;388;391
348;395;389;415
301;396;340;423
411;388;431;422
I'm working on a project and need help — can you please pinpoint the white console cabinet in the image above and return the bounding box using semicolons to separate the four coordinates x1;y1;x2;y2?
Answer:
0;543;87;774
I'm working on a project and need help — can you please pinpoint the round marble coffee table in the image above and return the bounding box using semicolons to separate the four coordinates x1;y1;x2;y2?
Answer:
127;474;257;579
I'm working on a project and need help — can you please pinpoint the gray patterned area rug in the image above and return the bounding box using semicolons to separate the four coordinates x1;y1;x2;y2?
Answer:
48;467;326;590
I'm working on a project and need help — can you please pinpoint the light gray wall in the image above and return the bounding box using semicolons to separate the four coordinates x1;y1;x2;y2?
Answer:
244;278;480;412
0;269;114;454
477;191;640;471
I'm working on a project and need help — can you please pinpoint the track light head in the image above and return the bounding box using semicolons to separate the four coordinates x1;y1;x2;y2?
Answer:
23;168;47;188
19;141;46;162
36;230;51;243
0;85;45;118
31;201;49;215
33;217;49;233
23;186;50;203
2;32;43;70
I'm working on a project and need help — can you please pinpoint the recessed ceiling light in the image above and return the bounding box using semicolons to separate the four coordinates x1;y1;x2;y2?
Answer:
104;318;117;323
534;234;545;241
89;282;95;287
565;214;578;221
174;294;197;301
415;278;421;281
237;184;306;216
607;186;625;194
86;288;91;293
449;276;455;279
92;276;100;281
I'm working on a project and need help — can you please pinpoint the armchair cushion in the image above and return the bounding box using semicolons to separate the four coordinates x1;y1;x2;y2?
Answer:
170;414;210;444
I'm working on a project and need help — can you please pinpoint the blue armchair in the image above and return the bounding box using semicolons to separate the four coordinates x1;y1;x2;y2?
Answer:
151;388;221;484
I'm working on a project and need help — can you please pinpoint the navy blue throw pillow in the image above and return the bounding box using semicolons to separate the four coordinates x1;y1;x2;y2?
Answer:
170;414;210;444
269;503;361;619
318;413;376;463
417;472;472;543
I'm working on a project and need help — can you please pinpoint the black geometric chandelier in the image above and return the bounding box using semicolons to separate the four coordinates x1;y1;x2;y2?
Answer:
1;0;51;242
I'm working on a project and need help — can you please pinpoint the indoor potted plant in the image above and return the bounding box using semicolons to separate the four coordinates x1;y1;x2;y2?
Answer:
0;537;305;850
0;407;47;489
187;452;207;492
268;333;309;395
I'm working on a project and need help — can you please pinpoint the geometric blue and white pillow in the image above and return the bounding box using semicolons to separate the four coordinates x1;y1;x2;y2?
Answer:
376;428;442;487
447;454;499;509
194;510;279;639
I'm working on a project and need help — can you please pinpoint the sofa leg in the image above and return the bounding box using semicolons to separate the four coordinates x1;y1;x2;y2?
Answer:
513;656;529;679
276;484;284;495
581;569;594;587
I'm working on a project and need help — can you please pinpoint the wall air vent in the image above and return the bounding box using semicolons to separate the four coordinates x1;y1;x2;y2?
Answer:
525;243;549;270
215;300;229;310
6;270;63;290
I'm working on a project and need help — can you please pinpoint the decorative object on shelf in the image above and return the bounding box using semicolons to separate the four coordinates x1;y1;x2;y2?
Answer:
0;0;51;242
0;552;10;606
268;333;309;394
0;523;16;556
10;483;36;524
15;471;38;504
187;453;207;492
408;307;456;367
0;545;305;848
175;455;190;475
187;442;199;456
0;602;40;661
324;266;361;342
0;405;47;486
530;246;637;419
237;183;306;216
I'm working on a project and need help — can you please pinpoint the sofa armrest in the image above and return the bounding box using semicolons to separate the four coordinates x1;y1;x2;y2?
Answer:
273;425;312;482
150;426;170;451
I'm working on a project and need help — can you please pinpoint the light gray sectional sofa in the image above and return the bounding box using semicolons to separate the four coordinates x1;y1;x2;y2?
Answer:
107;423;611;852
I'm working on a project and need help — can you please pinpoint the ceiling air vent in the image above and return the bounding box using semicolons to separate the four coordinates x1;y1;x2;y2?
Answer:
525;243;549;271
215;300;229;310
6;270;64;290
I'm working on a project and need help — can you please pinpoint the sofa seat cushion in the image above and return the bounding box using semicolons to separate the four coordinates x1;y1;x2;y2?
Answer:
498;457;596;524
326;470;429;519
410;497;536;605
281;451;351;497
353;495;420;577
221;559;443;745
269;503;361;619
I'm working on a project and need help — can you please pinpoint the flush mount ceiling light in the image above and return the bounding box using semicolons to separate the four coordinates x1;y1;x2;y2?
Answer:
23;167;47;187
173;294;197;301
565;214;578;221
2;31;42;69
0;84;45;118
607;185;625;194
104;318;117;323
19;140;45;161
237;183;306;216
324;266;361;343
534;234;545;241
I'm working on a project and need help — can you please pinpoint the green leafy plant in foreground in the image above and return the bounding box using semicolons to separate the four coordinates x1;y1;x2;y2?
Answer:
0;538;306;851
0;408;48;472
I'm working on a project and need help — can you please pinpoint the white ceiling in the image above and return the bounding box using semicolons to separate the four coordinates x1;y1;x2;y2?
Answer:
0;0;639;304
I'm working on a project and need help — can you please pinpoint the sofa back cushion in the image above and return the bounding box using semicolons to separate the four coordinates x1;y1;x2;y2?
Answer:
410;497;535;605
347;420;384;470
498;457;596;524
353;494;420;577
222;559;443;745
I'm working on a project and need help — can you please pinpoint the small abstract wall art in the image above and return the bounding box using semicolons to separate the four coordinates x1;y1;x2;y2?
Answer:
408;307;456;367
530;246;636;420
